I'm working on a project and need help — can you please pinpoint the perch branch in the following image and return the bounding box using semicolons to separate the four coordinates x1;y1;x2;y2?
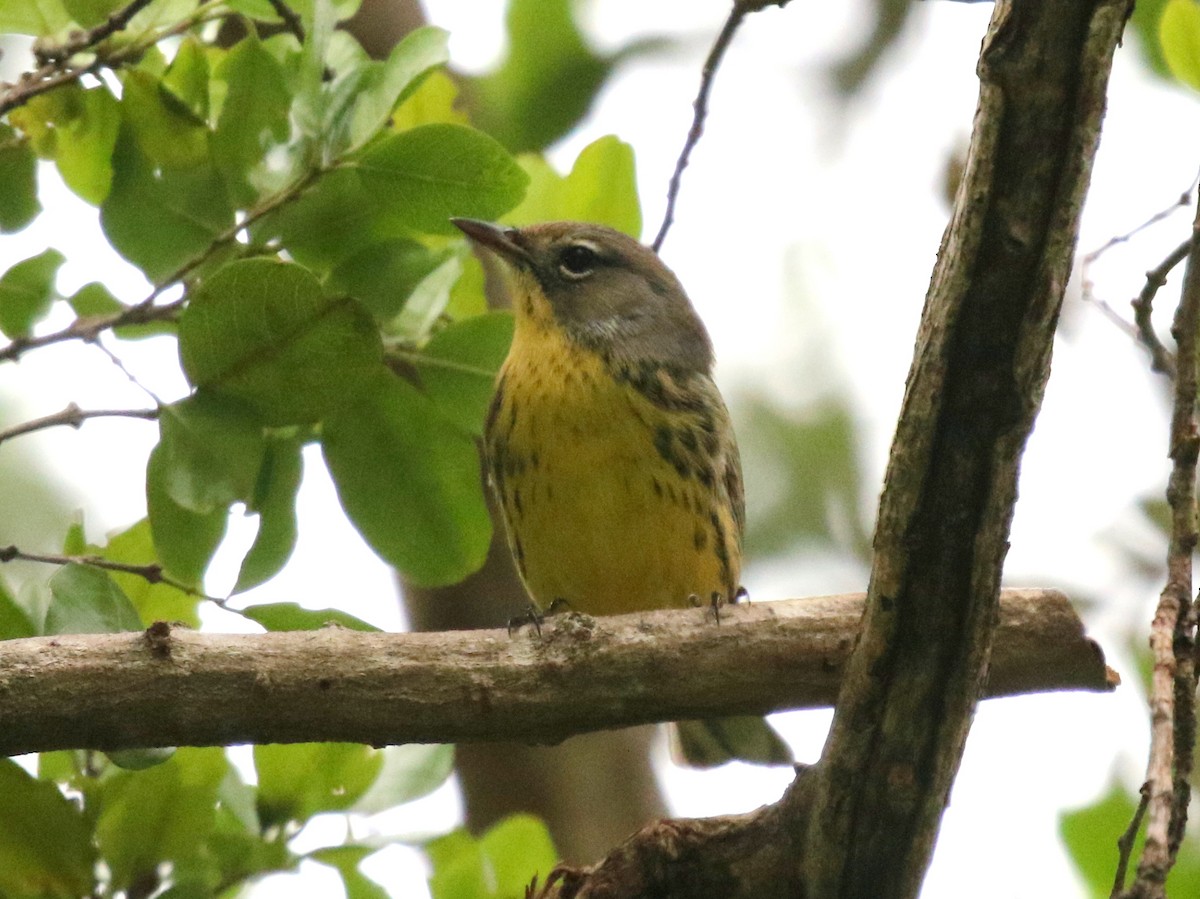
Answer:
0;589;1114;757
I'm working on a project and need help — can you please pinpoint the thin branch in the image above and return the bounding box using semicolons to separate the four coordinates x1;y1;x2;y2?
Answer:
1112;785;1151;898
1125;200;1200;899
1082;185;1195;270
47;0;155;61
0;165;325;365
0;403;158;447
651;0;791;253
1131;236;1194;378
265;0;306;44
0;545;217;605
0;589;1113;757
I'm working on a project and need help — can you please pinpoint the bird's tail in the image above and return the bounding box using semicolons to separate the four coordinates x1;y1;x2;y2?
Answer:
670;716;794;768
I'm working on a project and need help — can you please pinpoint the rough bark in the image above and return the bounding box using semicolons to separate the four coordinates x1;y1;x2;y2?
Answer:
0;589;1111;757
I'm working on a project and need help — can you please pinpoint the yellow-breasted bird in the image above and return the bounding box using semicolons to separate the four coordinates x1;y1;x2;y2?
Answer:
453;218;792;768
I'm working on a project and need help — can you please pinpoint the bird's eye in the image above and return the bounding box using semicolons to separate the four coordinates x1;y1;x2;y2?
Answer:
558;243;598;280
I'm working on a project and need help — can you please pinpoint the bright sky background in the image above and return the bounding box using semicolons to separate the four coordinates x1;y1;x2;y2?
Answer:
3;0;1200;896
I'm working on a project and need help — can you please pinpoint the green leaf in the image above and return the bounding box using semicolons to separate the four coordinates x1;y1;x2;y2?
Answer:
322;373;491;586
107;746;177;770
102;518;202;626
95;747;229;892
61;516;86;554
0;0;70;35
162;36;211;121
241;602;379;632
62;0;122;27
352;744;454;814
68;281;177;340
0;758;96;897
255;743;383;827
1161;0;1200;91
1130;0;1174;80
467;0;612;153
45;563;143;634
327;239;451;322
414;312;513;437
0;125;41;232
391;70;468;132
311;846;389;899
262;167;380;270
0;577;36;639
101;132;234;282
157;392;266;513
147;443;229;587
212;31;292;204
427;815;557;899
348;26;449;150
354;123;529;235
390;253;461;339
233;436;304;593
11;84;120;204
179;258;383;425
509;135;642;237
121;69;210;169
0;248;64;339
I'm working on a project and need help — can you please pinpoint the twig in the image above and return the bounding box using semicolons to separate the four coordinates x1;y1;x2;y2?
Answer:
1130;237;1194;378
42;0;156;62
1125;206;1200;899
91;339;163;405
0;165;326;366
1083;185;1195;270
651;0;791;253
0;403;158;447
0;544;219;604
1112;784;1150;898
265;0;306;44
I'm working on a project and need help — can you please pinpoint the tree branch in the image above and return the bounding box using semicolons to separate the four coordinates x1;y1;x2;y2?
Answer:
0;589;1113;757
0;403;158;447
800;2;1132;897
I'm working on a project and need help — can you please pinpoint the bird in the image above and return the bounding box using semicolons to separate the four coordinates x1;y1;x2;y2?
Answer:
452;217;792;768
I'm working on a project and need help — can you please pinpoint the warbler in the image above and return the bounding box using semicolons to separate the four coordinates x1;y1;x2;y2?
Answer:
453;218;792;768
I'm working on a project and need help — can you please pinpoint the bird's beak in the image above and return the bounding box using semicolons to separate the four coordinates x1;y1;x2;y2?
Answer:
451;218;530;266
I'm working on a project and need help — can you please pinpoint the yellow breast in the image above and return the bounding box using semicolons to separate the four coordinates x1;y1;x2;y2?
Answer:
485;308;740;617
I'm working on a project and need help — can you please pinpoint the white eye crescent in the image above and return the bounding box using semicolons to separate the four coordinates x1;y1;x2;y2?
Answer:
558;242;600;280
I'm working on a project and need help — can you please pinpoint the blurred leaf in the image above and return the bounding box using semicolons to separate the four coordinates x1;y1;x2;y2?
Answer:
147;443;229;587
162;36;211;120
179;258;383;425
391;70;469;132
263;167;382;270
61;517;86;554
255;743;382;827
121;69;210;170
467;0;611;153
102;517;202;626
509;135;641;237
1131;0;1175;81
0;0;71;34
157;392;266;513
830;0;914;94
9;84;119;203
427;815;557;899
233;435;304;593
45;563;143;634
390;253;462;339
311;845;389;899
68;281;176;339
354;123;529;235
62;0;122;27
212;31;292;205
95;747;228;892
0;125;41;232
0;577;36;639
0;248;64;339
0;758;95;897
740;395;870;561
322;372;491;586
327;239;451;322
413;312;513;436
101;132;234;282
241;602;379;632
1161;0;1200;92
1062;781;1200;897
347;26;449;150
352;744;455;814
